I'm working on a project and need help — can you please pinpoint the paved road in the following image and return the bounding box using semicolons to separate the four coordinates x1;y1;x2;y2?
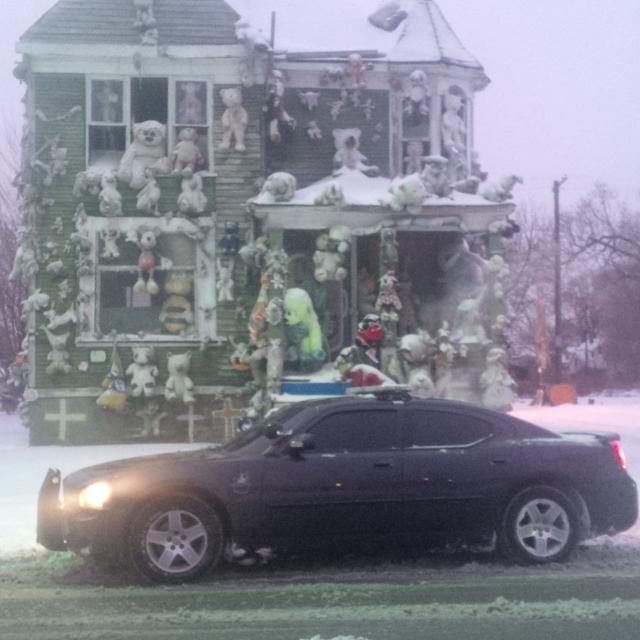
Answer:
2;546;640;640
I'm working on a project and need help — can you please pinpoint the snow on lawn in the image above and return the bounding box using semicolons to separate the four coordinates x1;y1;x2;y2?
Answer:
1;395;639;554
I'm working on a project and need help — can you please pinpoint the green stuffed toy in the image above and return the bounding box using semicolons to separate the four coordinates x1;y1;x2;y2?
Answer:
284;288;326;368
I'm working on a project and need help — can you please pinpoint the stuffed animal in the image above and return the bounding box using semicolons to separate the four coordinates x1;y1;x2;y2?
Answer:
388;173;428;214
97;346;127;412
177;168;208;215
218;222;244;257
248;273;269;345
375;271;402;323
160;272;194;334
100;227;121;259
403;69;429;127
283;288;326;366
313;182;344;207
480;347;516;411
216;258;234;302
136;168;162;215
404;140;427;175
263;70;295;144
136;400;168;438
219;87;248;152
171;128;203;173
313;231;348;282
421;155;452;198
164;352;195;404
44;328;72;375
480;174;524;203
133;230;160;295
117;120;171;190
441;88;466;157
332;128;379;176
258;172;297;203
177;82;204;125
126;346;159;397
98;173;122;216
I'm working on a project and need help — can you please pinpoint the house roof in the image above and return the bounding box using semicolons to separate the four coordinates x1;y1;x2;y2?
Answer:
227;0;483;69
20;0;241;47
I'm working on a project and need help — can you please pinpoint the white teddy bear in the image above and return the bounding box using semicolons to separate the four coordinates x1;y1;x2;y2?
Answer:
388;173;428;214
164;352;195;404
98;173;122;216
219;88;248;152
118;120;171;190
126;346;159;398
258;172;297;203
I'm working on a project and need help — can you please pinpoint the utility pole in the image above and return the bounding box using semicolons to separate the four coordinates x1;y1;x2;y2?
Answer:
552;175;568;384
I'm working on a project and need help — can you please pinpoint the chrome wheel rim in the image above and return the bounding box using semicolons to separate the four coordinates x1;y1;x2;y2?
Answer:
145;509;208;574
515;498;570;559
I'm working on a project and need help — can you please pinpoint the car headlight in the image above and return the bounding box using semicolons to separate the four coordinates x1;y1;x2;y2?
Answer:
78;481;112;510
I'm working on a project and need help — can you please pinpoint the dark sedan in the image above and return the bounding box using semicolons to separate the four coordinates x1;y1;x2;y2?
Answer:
37;393;637;583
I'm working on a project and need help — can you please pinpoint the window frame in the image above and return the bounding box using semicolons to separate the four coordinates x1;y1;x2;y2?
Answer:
76;216;217;346
85;75;215;173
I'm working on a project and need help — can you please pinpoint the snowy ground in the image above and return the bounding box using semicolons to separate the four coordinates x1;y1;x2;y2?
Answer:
1;393;639;554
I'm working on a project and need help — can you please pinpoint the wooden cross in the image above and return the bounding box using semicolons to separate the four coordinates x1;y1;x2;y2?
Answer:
176;405;206;443
44;398;86;442
212;397;243;442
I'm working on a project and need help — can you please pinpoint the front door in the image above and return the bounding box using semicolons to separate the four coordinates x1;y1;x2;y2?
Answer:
261;407;403;542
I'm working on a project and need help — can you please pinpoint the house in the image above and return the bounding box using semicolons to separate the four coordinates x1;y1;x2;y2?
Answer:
15;0;520;445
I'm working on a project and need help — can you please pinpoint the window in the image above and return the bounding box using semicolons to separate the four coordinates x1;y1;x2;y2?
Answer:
76;217;217;344
406;411;493;448
309;410;397;453
87;77;212;173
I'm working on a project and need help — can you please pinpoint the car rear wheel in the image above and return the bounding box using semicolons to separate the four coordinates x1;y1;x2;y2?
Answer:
500;486;578;564
129;495;225;583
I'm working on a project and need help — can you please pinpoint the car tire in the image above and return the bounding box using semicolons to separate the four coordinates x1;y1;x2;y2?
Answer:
499;486;579;564
128;495;225;584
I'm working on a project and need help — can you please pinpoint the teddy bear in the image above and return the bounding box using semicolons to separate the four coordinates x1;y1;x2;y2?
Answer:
164;352;195;404
263;69;295;144
403;69;429;128
177;82;205;125
257;172;297;203
98;173;122;216
441;87;467;180
388;173;428;214
219;87;248;152
159;272;194;334
480;347;516;411
44;328;72;375
332;128;379;177
117;120;171;190
421;155;452;198
177;168;208;215
171;128;203;173
480;174;524;203
133;230;161;295
375;270;402;323
216;258;234;302
126;346;159;398
404;140;427;175
283;288;326;368
218;221;244;257
313;228;350;282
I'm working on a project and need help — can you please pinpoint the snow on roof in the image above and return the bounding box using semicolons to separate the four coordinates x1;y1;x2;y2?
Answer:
227;0;483;68
253;168;503;209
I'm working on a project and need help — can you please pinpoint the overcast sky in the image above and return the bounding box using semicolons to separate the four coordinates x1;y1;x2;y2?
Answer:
1;0;639;210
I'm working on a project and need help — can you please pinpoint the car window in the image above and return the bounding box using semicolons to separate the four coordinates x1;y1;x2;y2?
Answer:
309;410;397;453
405;410;494;448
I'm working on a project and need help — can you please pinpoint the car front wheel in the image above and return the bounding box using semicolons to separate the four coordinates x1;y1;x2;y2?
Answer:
129;495;225;583
500;486;578;564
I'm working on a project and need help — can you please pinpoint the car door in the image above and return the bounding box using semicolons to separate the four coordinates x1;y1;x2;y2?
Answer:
401;407;518;537
260;407;403;541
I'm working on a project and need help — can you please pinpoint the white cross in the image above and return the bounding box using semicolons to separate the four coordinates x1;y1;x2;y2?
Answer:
176;405;206;443
45;398;86;442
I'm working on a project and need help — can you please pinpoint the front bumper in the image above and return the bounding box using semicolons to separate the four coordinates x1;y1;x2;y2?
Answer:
37;468;67;551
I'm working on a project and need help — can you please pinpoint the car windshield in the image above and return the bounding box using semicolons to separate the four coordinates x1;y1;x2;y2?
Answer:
220;403;311;454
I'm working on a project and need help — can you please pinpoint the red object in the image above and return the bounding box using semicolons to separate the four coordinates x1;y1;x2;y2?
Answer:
138;253;156;273
610;441;628;471
358;324;384;347
349;365;387;388
548;384;577;406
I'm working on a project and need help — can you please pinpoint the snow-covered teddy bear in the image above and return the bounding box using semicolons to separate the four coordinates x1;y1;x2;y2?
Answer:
164;352;195;404
117;120;171;190
171;128;203;173
480;174;524;203
388;173;428;214
177;168;208;215
126;346;159;398
421;155;452;198
257;172;297;203
219;87;248;152
98;173;122;216
332;128;379;177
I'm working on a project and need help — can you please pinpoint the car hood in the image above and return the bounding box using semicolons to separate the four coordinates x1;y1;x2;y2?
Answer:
64;447;225;485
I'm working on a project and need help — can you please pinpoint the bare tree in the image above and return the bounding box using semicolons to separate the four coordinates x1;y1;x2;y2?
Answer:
0;122;26;364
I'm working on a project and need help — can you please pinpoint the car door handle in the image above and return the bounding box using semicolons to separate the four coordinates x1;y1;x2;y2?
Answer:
374;460;393;468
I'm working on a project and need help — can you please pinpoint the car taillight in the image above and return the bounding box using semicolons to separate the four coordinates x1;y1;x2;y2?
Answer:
610;441;627;471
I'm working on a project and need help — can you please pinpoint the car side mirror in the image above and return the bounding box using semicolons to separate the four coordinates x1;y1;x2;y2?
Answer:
288;433;315;455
